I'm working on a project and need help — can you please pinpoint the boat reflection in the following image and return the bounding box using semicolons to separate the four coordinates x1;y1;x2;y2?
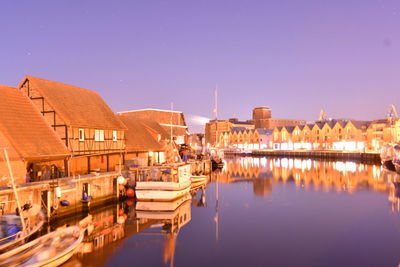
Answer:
216;157;400;210
135;197;192;267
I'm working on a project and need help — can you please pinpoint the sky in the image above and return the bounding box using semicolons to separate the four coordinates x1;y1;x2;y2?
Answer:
1;1;400;132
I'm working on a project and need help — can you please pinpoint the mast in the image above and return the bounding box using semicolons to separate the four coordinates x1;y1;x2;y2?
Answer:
170;102;173;144
214;171;219;242
214;86;218;148
3;148;26;232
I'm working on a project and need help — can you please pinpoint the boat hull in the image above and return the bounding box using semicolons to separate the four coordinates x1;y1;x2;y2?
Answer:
190;175;208;190
395;163;400;175
383;160;396;172
135;180;191;202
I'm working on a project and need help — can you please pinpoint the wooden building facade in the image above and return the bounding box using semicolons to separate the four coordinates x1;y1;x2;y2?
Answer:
19;76;127;175
0;85;70;185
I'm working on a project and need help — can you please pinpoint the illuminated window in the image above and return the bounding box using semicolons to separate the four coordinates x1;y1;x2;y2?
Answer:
112;130;117;142
79;128;85;141
95;129;105;141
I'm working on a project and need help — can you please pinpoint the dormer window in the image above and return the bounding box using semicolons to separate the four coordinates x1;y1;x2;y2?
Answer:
95;129;105;141
79;128;85;141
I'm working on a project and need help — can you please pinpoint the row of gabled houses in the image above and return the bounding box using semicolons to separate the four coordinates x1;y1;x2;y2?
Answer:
217;118;400;152
0;76;188;186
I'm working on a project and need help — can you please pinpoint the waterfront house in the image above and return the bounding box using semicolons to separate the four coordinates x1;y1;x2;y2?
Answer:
118;108;188;145
366;118;394;151
0;85;70;185
343;120;369;151
118;116;177;166
310;122;324;150
331;120;347;148
19;76;127;175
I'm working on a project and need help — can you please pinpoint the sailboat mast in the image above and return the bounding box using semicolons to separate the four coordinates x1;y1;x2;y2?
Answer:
214;86;218;147
3;148;26;232
170;102;173;144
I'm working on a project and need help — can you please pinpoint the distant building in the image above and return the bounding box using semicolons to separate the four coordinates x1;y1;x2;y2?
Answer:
188;133;205;154
252;106;305;129
205;118;254;147
118;108;188;145
0;85;70;185
19;76;127;175
206;106;305;149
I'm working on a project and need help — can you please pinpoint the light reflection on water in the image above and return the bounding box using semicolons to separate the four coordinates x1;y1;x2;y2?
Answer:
61;157;400;267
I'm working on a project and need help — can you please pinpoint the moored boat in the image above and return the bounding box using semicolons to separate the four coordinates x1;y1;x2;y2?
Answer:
393;144;400;174
190;175;208;190
0;226;83;267
0;149;44;255
0;205;44;254
381;144;396;172
211;158;224;170
135;164;192;201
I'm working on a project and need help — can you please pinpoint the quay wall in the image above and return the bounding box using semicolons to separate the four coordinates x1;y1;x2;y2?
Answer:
226;150;381;163
0;172;119;221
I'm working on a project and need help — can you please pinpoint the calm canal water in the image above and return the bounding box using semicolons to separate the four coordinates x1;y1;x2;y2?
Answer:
60;157;400;267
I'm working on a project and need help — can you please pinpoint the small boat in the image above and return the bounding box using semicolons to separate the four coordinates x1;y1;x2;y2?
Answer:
0;205;44;254
190;175;208;190
136;193;192;212
0;226;83;267
381;144;396;172
212;159;224;170
0;149;44;254
393;144;400;174
135;164;192;201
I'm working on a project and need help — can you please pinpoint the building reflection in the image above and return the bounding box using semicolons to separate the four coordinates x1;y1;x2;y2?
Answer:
50;193;193;267
216;157;400;210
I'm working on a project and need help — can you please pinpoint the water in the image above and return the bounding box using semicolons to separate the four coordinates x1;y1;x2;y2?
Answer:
61;157;400;267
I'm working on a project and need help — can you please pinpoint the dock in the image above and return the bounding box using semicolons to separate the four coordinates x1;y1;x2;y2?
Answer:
226;150;381;163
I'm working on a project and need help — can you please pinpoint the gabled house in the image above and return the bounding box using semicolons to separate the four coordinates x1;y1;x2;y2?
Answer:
118;116;176;166
19;76;127;175
118;108;188;145
0;85;70;185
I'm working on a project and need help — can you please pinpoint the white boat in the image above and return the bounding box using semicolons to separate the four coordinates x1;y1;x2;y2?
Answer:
0;226;83;267
381;144;396;172
136;193;192;212
190;175;208;190
135;164;192;201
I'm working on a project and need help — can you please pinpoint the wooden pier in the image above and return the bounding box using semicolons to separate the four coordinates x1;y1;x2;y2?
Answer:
226;150;381;163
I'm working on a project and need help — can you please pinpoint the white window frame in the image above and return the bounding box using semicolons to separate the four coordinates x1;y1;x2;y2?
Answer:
112;130;117;142
79;128;85;141
95;129;105;141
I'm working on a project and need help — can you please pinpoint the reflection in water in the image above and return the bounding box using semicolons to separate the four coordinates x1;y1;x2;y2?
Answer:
217;157;400;211
135;199;191;267
54;157;400;267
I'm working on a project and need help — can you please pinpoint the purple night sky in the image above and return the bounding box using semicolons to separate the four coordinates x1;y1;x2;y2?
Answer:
1;1;400;132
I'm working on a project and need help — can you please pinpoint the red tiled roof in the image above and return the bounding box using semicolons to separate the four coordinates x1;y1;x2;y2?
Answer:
118;116;164;152
0;85;70;161
20;76;127;130
118;109;187;127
